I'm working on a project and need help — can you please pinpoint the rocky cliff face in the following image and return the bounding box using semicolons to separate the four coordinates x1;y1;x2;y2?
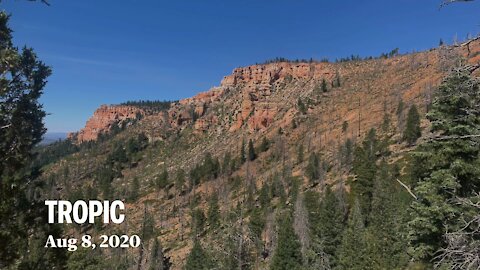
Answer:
220;62;337;87
71;38;480;145
68;105;144;142
70;64;338;142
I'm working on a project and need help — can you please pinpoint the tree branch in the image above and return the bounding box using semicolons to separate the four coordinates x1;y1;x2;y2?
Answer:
440;0;475;8
428;134;480;141
26;0;50;6
396;179;418;200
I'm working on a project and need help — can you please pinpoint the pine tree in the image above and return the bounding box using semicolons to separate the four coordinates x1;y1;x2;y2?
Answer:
335;74;341;87
175;169;186;191
305;239;331;270
397;99;404;117
306;152;320;184
270;211;303;270
185;240;213;270
271;173;286;203
249;207;266;240
382;113;391;132
337;200;368;270
304;190;321;237
408;71;480;263
149;238;171;270
191;208;206;235
317;186;346;266
352;128;378;218
403;104;422;145
297;144;304;164
342;121;348;133
258;137;270;152
240;139;246;163
129;177;140;201
321;78;328;92
248;139;256;161
0;11;67;268
367;160;409;269
341;138;353;169
155;168;169;190
207;193;220;230
222;151;232;175
258;182;271;209
66;249;106;270
297;98;307;114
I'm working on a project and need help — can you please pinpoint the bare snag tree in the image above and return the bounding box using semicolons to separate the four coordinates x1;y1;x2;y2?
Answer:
433;194;480;269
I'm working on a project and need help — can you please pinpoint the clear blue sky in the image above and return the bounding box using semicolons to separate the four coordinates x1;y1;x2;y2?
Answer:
1;0;479;132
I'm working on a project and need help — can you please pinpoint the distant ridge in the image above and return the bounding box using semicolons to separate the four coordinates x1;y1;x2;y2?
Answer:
41;132;67;145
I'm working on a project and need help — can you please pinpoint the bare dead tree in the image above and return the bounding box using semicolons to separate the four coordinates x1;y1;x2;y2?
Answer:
293;193;310;258
433;194;480;269
136;204;148;270
461;36;480;56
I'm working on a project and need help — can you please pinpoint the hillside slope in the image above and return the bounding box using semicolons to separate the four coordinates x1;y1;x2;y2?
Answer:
40;39;480;269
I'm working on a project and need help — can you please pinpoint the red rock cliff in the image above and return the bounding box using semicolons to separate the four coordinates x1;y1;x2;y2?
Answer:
68;105;144;142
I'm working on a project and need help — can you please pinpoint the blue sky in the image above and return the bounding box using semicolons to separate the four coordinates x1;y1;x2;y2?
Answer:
1;0;479;132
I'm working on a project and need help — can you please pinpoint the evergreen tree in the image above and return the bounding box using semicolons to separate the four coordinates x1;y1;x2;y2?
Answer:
149;238;171;270
248;139;256;161
191;208;206;235
270;212;303;270
184;240;213;270
342;121;348;133
341;138;353;169
271;173;286;203
207;193;220;230
367;160;409;269
0;12;67;268
240;139;246;163
408;71;480;263
66;249;106;270
397;99;405;118
321;78;328;92
306;152;320;184
335;74;341;87
258;182;271;209
382;113;391;132
298;98;307;114
402;104;422;145
352;128;378;218
304;188;346;269
175;169;186;191
337;200;368;270
129;177;140;201
222;151;232;175
317;186;346;266
297;144;304;164
155;168;169;190
304;190;321;237
258;137;270;152
304;238;331;270
249;207;266;240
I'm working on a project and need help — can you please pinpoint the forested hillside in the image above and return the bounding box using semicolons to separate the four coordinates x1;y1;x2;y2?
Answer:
33;36;480;269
